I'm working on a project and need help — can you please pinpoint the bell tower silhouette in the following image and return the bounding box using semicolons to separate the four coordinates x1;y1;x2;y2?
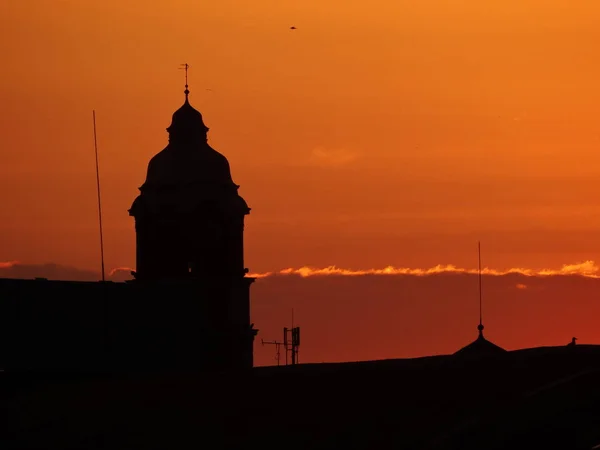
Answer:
129;65;250;280
128;65;257;368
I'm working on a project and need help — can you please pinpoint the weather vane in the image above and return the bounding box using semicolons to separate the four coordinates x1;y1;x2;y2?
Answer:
179;63;190;96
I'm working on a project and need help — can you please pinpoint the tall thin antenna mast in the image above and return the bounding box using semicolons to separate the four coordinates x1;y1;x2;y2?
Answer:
92;110;106;282
478;241;483;335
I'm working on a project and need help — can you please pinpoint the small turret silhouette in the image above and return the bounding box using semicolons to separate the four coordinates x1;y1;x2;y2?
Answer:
567;337;577;347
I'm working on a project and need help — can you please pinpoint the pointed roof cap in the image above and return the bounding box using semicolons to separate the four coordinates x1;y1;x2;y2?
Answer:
453;324;507;356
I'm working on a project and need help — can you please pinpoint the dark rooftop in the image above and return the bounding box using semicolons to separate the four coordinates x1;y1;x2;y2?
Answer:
453;324;507;357
3;344;600;450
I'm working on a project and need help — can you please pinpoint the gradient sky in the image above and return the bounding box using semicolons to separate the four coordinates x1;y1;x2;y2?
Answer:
2;2;600;274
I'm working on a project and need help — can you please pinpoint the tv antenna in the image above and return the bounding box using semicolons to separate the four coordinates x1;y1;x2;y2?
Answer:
92;110;106;282
284;308;301;365
261;339;283;366
262;309;301;366
477;241;484;337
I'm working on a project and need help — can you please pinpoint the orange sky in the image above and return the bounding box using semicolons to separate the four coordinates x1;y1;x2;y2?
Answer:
2;0;600;276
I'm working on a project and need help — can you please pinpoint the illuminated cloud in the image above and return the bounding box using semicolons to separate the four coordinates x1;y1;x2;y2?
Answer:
0;261;133;282
108;267;136;282
0;261;17;269
2;261;598;282
307;146;360;167
247;260;600;279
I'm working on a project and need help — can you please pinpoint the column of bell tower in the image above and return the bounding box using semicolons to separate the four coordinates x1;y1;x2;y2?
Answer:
127;80;258;369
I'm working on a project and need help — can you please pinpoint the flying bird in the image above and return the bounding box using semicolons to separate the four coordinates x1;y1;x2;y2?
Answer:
290;26;296;30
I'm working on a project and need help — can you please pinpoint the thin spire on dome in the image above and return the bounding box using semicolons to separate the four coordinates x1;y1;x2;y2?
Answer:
180;63;190;101
478;240;484;338
452;241;506;356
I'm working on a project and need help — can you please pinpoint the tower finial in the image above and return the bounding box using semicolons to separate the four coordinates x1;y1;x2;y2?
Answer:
180;63;190;99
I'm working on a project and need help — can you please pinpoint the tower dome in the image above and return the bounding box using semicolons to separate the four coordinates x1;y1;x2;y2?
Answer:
139;79;236;190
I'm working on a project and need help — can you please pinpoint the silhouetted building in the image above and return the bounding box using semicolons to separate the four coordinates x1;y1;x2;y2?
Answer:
0;82;258;373
128;81;258;367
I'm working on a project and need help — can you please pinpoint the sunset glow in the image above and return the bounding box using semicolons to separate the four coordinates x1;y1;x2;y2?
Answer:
2;1;600;362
